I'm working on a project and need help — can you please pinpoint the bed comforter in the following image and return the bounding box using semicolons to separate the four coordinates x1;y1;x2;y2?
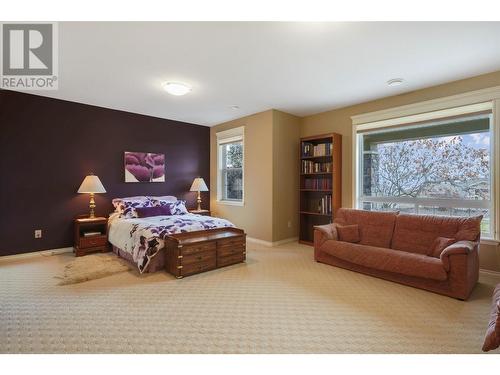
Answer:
108;213;234;273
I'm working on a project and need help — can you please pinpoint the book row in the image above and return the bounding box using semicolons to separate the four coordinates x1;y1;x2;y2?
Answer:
301;142;333;157
301;160;332;174
317;194;332;215
302;178;332;190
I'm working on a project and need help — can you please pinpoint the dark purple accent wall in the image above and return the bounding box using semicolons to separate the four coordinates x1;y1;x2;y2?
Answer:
0;90;210;256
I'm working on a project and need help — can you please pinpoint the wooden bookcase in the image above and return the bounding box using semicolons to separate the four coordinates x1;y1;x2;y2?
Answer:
299;133;342;245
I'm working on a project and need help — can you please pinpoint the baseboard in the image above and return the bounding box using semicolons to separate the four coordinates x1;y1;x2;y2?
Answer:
0;247;73;264
272;237;299;246
479;268;500;277
246;236;298;247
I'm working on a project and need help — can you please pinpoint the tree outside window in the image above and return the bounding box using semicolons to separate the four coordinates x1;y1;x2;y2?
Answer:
359;115;492;236
221;141;243;201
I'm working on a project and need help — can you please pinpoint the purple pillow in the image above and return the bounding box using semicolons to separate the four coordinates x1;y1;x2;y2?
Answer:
135;205;172;218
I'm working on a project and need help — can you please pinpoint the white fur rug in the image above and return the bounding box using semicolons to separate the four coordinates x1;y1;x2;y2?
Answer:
55;253;132;285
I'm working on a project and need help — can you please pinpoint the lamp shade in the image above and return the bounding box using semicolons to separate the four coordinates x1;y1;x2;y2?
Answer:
189;177;208;192
77;175;107;193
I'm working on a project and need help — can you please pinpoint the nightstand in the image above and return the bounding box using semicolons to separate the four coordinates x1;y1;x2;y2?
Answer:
74;217;109;257
188;209;211;216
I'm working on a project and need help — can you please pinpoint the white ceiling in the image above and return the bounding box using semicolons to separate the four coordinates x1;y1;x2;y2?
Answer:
24;22;500;126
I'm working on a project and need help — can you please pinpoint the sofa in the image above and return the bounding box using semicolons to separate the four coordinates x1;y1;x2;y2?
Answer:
482;283;500;351
314;208;482;300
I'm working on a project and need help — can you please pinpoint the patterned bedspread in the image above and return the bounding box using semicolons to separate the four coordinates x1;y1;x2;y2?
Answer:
108;213;235;273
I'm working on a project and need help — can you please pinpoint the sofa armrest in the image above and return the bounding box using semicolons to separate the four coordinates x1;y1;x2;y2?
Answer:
314;224;338;241
440;240;477;272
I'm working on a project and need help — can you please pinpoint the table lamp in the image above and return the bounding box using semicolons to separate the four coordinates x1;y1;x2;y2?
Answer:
77;174;107;218
190;177;209;211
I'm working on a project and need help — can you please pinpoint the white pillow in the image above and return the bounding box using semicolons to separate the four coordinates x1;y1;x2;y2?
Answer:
112;196;150;209
148;195;177;202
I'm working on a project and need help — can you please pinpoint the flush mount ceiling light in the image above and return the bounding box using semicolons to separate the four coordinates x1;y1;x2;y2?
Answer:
387;78;404;87
229;105;240;110
162;82;192;96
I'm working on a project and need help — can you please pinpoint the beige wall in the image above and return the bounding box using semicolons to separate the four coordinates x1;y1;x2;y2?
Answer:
301;70;500;272
272;110;301;242
210;110;274;242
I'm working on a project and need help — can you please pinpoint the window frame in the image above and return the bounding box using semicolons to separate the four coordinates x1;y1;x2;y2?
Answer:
216;126;245;206
352;91;500;243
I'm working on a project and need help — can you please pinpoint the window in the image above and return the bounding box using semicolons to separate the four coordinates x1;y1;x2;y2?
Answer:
357;111;494;238
217;127;244;205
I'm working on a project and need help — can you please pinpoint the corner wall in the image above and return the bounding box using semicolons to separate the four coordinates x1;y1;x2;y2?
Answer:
210;110;274;242
272;110;301;242
210;109;301;244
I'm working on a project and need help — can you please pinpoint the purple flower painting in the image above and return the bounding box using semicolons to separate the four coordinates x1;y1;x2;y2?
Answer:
124;151;165;183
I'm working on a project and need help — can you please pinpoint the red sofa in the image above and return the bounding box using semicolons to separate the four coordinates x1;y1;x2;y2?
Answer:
314;208;482;300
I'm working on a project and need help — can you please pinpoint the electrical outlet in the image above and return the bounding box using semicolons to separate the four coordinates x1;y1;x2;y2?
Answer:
288;220;292;228
34;229;42;239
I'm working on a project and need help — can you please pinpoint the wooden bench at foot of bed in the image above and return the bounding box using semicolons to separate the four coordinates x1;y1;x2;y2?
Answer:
163;227;246;278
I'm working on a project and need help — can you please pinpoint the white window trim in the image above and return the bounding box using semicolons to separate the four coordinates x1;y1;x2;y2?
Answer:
351;85;500;242
216;126;245;206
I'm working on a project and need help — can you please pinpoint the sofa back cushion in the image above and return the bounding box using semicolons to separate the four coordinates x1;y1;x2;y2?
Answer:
391;214;482;255
334;208;398;248
337;224;360;243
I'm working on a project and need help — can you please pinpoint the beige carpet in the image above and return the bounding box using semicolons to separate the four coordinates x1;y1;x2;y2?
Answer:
0;241;498;354
55;252;132;285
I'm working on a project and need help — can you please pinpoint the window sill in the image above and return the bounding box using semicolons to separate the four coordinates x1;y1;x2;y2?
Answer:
216;200;244;207
481;238;500;246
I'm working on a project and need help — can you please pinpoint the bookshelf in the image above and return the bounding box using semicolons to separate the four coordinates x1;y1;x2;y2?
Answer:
299;133;342;245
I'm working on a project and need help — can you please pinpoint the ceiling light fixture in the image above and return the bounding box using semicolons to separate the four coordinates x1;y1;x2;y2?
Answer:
230;105;240;110
162;82;192;96
387;78;404;87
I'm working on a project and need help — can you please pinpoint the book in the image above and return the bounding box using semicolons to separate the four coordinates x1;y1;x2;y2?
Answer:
83;231;102;237
317;195;332;215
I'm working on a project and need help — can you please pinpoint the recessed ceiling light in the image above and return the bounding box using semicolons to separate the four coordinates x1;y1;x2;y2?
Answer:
230;105;240;110
162;82;192;96
387;78;404;87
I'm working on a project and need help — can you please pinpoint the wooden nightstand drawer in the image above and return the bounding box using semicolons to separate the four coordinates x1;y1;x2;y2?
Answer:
218;253;245;268
79;236;107;248
181;242;216;256
181;258;216;276
182;250;216;265
217;245;245;258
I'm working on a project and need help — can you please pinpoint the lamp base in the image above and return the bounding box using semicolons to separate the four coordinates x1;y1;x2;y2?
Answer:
197;191;202;211
89;193;96;218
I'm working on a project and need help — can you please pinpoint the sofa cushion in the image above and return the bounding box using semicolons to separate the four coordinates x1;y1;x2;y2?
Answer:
455;215;483;241
482;284;500;352
314;224;338;242
334;208;398;248
337;224;360;243
319;240;447;281
391;214;482;255
430;237;456;257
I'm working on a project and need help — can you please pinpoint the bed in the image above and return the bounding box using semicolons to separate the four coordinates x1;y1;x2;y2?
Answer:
108;196;240;274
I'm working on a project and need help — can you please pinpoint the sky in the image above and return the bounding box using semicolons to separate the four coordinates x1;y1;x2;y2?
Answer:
465;132;490;149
